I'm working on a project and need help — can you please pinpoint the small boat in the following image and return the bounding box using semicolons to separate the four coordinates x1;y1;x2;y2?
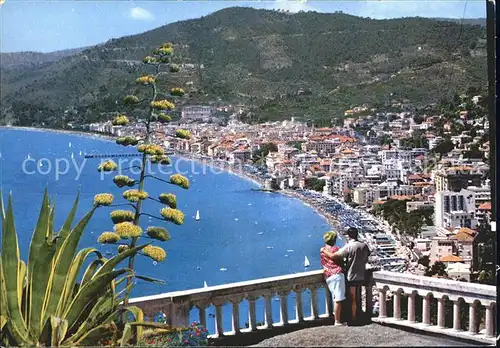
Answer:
71;153;74;159
203;281;208;288
69;142;72;148
219;268;227;272
105;251;112;256
79;151;82;156
304;256;311;268
195;210;200;221
287;249;294;252
258;232;264;235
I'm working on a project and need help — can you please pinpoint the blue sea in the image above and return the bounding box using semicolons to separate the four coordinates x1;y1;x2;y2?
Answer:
0;128;343;332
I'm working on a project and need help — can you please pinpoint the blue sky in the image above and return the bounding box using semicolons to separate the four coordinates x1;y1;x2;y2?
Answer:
0;1;486;53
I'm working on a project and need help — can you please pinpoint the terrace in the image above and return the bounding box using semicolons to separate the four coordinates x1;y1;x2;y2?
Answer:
129;269;496;346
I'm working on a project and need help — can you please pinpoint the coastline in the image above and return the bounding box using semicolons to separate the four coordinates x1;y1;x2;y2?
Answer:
1;126;341;232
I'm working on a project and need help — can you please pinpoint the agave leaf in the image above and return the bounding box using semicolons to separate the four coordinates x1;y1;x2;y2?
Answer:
56;192;80;249
135;274;166;284
63;269;130;332
94;244;149;278
1;194;29;340
120;323;133;346
0;259;9;322
55;247;101;317
45;207;96;319
80;258;105;286
0;189;5;220
4;316;33;346
48;203;56;243
50;316;68;347
27;189;54;337
17;261;26;306
72;322;118;346
0;315;6;330
66;288;116;343
124;306;144;341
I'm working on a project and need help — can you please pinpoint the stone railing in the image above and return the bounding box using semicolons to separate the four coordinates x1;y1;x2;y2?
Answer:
129;270;496;345
372;271;497;345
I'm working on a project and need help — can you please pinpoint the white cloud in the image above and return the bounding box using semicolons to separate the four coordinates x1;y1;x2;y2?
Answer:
271;0;317;13
129;7;154;21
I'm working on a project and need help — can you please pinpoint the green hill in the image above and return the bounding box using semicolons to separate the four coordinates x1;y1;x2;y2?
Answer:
0;7;487;127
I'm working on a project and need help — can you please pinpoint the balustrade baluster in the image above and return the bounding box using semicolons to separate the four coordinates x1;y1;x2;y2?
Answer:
324;286;334;318
214;301;225;337
310;287;319;320
378;289;387;319
263;294;273;329
279;291;289;325
437;298;446;329
393;291;401;320
248;296;258;331
453;300;462;331
485;304;495;337
229;297;243;335
295;288;305;322
422;295;431;326
408;293;416;323
197;304;207;329
468;301;477;334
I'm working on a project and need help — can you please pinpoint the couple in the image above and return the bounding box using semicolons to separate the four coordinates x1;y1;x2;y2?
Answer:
320;227;370;326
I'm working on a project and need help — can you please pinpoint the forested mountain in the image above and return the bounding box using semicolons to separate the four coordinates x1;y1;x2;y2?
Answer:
0;7;487;127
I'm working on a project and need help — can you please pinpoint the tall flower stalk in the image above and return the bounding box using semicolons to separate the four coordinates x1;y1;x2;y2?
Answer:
95;43;193;308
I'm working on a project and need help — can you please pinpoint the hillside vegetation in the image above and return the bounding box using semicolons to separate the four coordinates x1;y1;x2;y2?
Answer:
0;7;487;127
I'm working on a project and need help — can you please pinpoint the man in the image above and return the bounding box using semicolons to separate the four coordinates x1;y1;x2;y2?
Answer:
320;231;346;326
321;227;370;325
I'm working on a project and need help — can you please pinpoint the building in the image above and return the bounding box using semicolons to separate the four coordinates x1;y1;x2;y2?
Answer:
434;167;482;192
434;189;477;229
181;105;215;120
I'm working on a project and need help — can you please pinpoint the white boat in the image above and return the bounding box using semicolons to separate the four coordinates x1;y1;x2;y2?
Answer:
219;268;227;272
203;281;208;288
195;210;200;221
304;256;311;268
69;142;72;148
79;151;82;156
71;153;74;159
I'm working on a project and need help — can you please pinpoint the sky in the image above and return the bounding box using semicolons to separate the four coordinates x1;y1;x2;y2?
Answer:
0;0;486;53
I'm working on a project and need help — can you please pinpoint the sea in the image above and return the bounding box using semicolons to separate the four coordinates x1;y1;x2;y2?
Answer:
0;128;344;332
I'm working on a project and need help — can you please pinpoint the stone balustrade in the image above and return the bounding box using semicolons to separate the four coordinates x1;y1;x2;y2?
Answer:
129;269;496;345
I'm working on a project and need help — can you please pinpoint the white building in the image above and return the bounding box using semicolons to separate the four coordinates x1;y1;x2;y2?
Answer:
434;189;478;229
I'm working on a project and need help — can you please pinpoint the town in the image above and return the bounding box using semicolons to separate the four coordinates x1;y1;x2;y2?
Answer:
81;91;493;286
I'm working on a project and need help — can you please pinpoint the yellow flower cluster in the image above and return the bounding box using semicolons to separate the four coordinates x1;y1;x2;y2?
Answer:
137;144;165;156
150;155;171;165
114;222;142;239
110;209;135;224
146;226;171;242
116;137;139;146
113;175;135;188
98;232;120;244
124;95;139;105
170;88;185;97
112;115;129;126
97;160;118;172
136;75;155;85
159;193;176;208
156;43;173;56
143;245;167;262
118;245;130;253
94;193;114;207
143;56;158;64
170;174;190;189
169;64;180;73
157;113;172;123
175;129;191;139
160;208;184;225
151;100;175;110
123;189;149;202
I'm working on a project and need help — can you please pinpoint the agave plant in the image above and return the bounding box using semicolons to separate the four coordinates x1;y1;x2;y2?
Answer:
0;190;177;346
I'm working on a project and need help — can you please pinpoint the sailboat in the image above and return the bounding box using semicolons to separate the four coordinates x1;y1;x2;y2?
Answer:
304;256;311;268
195;210;200;221
203;281;208;288
79;150;82;156
71;153;74;159
69;142;72;148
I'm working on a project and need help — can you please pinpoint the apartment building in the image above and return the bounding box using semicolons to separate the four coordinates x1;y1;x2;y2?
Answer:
434;189;478;229
434;167;483;192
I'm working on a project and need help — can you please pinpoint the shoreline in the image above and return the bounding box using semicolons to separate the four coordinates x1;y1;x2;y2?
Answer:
1;125;342;232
